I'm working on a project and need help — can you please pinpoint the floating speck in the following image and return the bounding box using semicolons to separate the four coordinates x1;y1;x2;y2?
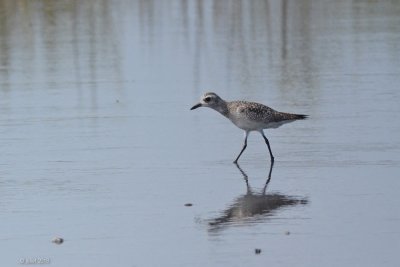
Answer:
184;203;193;207
255;248;262;254
52;237;64;244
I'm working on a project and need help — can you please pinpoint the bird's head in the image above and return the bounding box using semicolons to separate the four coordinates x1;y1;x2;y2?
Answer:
190;92;224;111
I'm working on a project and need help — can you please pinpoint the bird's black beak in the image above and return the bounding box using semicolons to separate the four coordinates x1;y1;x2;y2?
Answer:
190;103;202;110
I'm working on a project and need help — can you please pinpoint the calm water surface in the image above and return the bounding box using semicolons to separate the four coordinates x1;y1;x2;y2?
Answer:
1;0;400;266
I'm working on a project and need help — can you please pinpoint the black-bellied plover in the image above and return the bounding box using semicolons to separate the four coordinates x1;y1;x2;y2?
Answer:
190;92;308;163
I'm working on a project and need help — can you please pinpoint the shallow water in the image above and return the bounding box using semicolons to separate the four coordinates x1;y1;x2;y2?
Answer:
1;0;400;266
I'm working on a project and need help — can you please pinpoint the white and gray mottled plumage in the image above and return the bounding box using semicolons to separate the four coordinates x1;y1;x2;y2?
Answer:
190;92;308;163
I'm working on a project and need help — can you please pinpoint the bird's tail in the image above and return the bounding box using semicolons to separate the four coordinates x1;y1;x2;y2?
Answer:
281;113;308;121
293;114;308;120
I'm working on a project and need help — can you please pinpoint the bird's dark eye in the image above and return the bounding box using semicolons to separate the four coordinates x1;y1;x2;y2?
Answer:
204;97;211;102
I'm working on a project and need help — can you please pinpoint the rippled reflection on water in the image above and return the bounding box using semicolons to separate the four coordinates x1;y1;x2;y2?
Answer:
208;163;308;232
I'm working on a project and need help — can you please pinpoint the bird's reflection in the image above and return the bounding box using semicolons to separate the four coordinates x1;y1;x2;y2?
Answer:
208;163;308;232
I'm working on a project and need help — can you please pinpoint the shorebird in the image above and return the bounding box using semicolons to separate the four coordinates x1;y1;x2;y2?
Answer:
190;92;307;163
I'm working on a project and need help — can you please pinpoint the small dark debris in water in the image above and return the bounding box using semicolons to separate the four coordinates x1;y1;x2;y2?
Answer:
255;248;262;254
184;203;193;207
285;231;291;235
116;99;120;103
52;237;64;244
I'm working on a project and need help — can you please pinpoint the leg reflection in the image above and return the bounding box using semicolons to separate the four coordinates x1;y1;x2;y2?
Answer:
263;161;274;194
234;160;274;194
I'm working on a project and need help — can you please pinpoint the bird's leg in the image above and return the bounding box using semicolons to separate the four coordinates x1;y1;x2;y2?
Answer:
233;131;249;163
260;130;275;163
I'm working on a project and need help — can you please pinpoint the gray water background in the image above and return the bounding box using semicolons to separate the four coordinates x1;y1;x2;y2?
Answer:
1;0;400;266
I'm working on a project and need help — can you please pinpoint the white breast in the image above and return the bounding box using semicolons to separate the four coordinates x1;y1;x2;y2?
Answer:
229;110;263;131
